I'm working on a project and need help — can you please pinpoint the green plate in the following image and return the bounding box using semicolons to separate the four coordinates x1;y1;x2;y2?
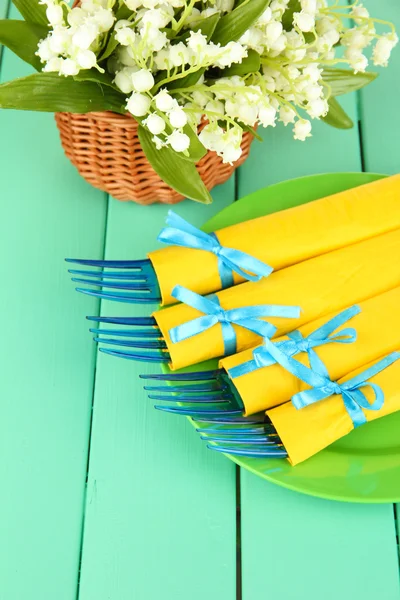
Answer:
174;172;400;503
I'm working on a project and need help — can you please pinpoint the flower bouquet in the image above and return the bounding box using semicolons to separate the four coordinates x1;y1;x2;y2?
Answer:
0;0;397;203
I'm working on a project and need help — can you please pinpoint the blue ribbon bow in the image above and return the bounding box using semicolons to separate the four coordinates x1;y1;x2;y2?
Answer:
158;211;273;289
169;285;301;356
229;305;360;379
257;336;400;429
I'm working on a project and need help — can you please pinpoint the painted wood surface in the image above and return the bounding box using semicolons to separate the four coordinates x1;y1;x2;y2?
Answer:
0;3;107;599
0;1;399;599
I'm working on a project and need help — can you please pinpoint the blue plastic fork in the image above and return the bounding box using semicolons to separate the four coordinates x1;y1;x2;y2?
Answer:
66;258;161;303
142;369;288;458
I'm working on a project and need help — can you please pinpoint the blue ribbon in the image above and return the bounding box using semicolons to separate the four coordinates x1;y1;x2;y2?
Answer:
158;211;273;289
169;285;301;356
257;336;400;429
229;305;360;379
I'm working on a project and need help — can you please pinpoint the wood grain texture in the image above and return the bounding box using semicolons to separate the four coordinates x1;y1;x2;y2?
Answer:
360;0;400;556
0;6;107;599
241;474;400;600
78;185;238;600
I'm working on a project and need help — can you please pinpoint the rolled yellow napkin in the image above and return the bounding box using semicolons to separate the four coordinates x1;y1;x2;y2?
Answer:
150;175;400;305
220;288;400;416
267;354;400;466
154;229;400;370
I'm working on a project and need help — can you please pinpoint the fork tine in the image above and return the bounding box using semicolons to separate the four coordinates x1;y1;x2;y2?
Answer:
196;426;275;434
99;348;170;363
155;406;242;416
94;337;167;349
66;258;151;269
68;269;150;281
148;393;232;403
72;278;155;292
201;435;280;444
139;370;221;382
90;328;162;338
195;416;266;424
207;445;288;458
76;288;161;304
143;382;222;392
87;316;157;326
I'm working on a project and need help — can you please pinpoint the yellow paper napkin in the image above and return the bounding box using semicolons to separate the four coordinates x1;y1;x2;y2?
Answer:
149;175;400;305
154;229;400;370
267;357;400;466
220;287;400;415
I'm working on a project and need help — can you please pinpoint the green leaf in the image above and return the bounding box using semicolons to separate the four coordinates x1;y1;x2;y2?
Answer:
0;20;47;71
212;0;271;45
217;49;261;77
282;0;301;31
322;97;354;129
322;68;378;97
138;125;212;204
0;72;126;113
166;67;206;91
73;69;119;90
238;122;262;142
192;12;221;40
182;123;207;162
12;0;48;26
98;30;120;61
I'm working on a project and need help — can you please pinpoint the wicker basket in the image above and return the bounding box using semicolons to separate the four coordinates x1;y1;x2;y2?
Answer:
55;111;255;205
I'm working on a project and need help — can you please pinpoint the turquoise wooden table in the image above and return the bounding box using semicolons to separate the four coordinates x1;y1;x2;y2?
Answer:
1;2;400;599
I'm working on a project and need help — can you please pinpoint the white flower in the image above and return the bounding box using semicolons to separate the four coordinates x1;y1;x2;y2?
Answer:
373;33;399;67
345;47;368;72
126;92;151;117
142;7;173;29
215;0;235;12
115;26;136;46
301;0;317;13
43;56;64;72
215;42;247;68
46;4;64;26
92;8;115;32
205;100;225;116
67;7;86;28
37;38;56;62
307;97;328;118
169;107;188;128
351;5;370;25
76;50;97;69
155;89;177;112
265;21;283;45
279;105;296;125
221;143;242;164
293;119;312;141
168;131;190;152
237;103;258;126
258;104;277;127
144;113;166;135
294;11;315;32
72;23;99;50
59;58;80;76
187;31;209;52
131;69;155;92
169;42;191;67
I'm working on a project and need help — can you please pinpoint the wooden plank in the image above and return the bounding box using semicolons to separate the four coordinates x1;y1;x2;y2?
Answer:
78;185;238;599
242;473;400;600
0;6;108;599
360;0;400;557
239;77;400;599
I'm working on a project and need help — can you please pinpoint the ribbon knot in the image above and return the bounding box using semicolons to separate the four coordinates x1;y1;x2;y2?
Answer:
169;285;301;356
158;211;273;289
257;335;400;429
228;305;360;379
